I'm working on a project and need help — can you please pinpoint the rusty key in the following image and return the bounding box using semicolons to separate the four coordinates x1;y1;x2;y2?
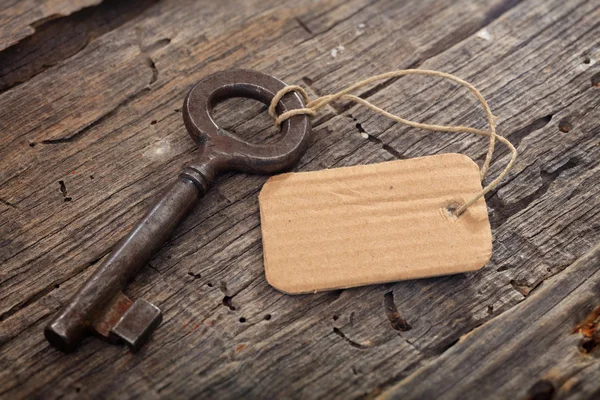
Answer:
45;69;311;352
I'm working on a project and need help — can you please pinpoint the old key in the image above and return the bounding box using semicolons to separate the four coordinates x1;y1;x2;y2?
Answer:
45;70;311;352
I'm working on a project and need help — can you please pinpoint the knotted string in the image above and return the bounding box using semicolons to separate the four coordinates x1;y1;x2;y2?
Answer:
268;69;517;217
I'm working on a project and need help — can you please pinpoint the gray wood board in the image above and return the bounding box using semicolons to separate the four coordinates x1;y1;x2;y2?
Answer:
382;244;600;400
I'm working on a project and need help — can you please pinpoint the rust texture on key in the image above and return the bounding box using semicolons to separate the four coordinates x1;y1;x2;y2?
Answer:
90;291;133;341
44;69;311;353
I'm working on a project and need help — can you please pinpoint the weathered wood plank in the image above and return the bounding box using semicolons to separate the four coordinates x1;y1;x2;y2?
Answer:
0;0;598;398
0;0;101;51
0;0;159;93
380;244;600;399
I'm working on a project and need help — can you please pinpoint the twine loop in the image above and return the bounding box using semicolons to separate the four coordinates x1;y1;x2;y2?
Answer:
268;69;517;217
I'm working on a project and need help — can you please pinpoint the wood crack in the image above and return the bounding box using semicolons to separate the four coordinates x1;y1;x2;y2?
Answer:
384;291;412;332
0;198;16;209
295;17;313;35
332;327;373;350
344;114;408;160
488;157;579;229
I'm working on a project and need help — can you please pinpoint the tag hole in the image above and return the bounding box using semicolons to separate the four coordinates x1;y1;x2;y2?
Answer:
443;202;462;221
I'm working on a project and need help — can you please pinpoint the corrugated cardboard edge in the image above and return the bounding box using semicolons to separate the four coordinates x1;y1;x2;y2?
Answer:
259;153;493;294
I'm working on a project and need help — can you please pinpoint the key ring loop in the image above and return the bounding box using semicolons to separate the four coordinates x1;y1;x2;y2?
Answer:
183;69;312;176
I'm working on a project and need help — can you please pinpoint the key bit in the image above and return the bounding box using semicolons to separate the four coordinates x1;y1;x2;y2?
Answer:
45;69;311;353
111;299;162;352
88;292;161;351
90;291;134;343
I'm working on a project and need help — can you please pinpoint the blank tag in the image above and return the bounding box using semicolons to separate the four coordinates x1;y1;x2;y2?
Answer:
258;153;492;294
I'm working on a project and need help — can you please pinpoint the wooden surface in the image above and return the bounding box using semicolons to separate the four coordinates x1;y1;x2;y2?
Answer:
0;0;598;398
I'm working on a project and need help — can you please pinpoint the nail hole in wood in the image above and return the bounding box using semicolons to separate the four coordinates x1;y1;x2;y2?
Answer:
558;118;571;133
384;291;412;331
222;296;235;310
592;72;600;88
187;272;201;279
59;180;67;196
526;380;555;400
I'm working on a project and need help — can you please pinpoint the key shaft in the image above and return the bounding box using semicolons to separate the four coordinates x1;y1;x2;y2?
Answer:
45;177;201;352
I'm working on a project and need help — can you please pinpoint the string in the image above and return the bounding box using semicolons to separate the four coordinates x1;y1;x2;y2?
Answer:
268;69;517;217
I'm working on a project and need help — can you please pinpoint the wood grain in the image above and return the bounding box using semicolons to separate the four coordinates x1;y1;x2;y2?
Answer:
0;0;102;52
0;0;598;398
381;244;600;399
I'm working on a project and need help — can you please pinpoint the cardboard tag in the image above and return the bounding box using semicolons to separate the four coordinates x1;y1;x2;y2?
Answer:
258;153;492;294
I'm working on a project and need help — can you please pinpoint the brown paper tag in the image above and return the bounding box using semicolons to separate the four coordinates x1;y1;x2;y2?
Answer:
258;153;492;294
